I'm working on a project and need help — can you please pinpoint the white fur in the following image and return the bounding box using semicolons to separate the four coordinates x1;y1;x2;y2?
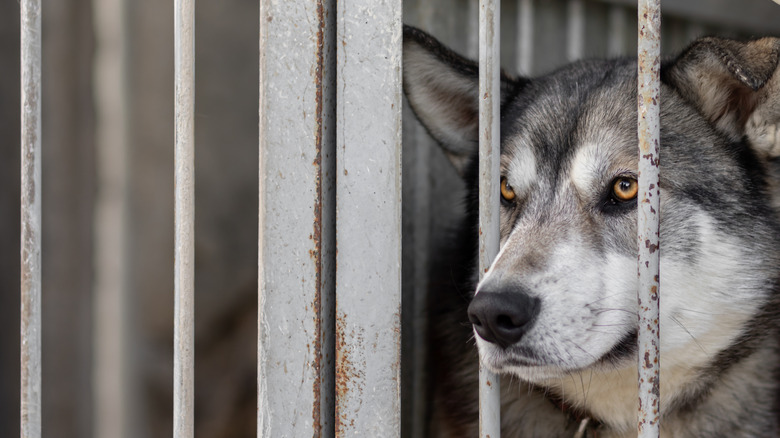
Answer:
504;140;538;199
570;142;609;195
476;207;764;430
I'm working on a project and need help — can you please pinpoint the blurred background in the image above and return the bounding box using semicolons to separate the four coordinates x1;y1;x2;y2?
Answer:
2;0;780;437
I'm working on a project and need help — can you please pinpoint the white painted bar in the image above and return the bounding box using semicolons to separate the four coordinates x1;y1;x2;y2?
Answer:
608;5;628;57
173;0;195;435
468;0;480;59
93;0;131;436
567;0;585;62
20;1;42;437
409;123;432;438
516;0;534;75
257;0;336;436
335;1;402;435
636;0;661;436
685;22;705;44
599;0;780;34
478;0;501;436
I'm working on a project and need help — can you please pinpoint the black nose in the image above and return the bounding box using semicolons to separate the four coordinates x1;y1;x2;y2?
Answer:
467;290;540;349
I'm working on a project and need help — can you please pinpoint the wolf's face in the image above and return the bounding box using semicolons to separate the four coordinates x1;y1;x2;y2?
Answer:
404;26;780;394
470;62;778;384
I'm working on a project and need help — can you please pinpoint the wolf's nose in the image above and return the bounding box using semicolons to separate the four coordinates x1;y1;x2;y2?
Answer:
467;290;540;349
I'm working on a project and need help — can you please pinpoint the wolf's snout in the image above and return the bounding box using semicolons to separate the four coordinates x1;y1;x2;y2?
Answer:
467;290;540;349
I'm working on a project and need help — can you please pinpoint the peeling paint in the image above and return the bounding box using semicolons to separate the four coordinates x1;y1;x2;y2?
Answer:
173;0;197;436
636;0;662;436
258;0;336;436
311;1;326;434
20;2;42;436
334;0;402;435
477;1;502;437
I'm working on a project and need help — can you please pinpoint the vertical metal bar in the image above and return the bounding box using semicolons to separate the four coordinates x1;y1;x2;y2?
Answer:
567;0;585;62
20;0;42;436
684;22;704;44
636;0;661;436
478;0;501;436
468;0;480;59
173;0;195;436
257;0;336;435
408;125;432;438
335;1;402;435
516;0;534;75
93;0;131;436
608;6;628;57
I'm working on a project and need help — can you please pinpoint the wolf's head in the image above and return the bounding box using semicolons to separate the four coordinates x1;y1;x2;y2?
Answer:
404;25;780;423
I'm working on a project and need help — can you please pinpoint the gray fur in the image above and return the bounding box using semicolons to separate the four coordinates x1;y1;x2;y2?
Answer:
404;25;780;437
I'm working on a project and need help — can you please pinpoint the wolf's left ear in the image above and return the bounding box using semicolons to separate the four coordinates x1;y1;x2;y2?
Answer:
665;36;780;157
403;25;523;175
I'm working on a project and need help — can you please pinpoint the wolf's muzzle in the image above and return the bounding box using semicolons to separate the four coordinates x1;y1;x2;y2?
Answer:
467;289;540;349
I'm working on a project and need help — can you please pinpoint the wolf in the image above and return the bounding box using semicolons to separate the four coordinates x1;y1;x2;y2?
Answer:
403;25;780;437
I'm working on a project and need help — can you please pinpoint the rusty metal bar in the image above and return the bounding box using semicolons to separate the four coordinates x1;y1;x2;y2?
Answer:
173;0;195;435
468;0;479;59
608;5;628;57
335;1;402;435
93;0;131;436
20;0;42;436
516;0;534;75
567;0;585;61
478;0;501;436
636;0;661;436
257;0;336;436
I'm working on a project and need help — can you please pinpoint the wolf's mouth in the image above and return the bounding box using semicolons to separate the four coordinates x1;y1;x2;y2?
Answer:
483;329;639;373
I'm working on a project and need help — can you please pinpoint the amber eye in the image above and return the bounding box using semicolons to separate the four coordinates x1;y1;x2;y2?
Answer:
612;177;638;202
500;177;516;202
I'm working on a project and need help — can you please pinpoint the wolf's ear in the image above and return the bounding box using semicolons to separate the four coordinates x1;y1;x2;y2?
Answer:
664;36;780;157
403;25;523;175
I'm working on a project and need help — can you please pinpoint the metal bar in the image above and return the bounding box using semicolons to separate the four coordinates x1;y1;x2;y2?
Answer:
20;0;42;436
406;122;433;438
567;0;585;62
516;0;534;75
335;1;402;435
636;0;661;436
608;5;628;57
468;0;479;59
684;22;704;44
257;0;336;435
597;0;780;35
93;0;131;435
173;0;195;435
478;0;501;436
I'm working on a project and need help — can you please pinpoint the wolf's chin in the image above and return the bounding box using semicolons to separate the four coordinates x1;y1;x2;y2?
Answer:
478;329;639;379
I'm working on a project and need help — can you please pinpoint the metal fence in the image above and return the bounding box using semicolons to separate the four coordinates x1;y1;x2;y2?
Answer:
14;0;780;437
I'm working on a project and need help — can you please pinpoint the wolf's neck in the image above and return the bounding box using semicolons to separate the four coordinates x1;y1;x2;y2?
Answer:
544;342;780;437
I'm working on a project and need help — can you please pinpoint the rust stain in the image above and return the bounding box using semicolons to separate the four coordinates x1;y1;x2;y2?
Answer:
335;314;366;436
311;1;326;434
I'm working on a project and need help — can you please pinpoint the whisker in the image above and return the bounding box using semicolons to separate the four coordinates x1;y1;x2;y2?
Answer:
592;307;636;316
670;315;706;354
676;307;717;316
585;294;625;306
